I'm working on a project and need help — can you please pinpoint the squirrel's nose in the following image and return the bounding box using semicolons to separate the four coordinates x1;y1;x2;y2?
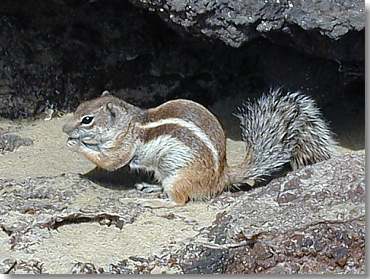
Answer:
62;122;74;135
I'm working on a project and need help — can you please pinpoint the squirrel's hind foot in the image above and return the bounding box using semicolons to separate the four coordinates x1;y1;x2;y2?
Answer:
135;182;163;193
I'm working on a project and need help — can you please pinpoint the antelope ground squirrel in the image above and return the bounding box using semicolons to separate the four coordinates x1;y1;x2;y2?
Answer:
63;89;337;208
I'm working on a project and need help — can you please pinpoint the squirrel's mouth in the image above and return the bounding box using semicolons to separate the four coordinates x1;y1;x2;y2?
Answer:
66;137;80;151
66;137;100;152
81;138;100;152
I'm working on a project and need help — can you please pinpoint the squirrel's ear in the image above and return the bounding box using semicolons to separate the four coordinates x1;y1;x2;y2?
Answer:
105;102;117;125
104;102;116;118
101;90;111;97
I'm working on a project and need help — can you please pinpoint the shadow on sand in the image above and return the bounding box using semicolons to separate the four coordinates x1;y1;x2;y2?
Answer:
82;165;155;191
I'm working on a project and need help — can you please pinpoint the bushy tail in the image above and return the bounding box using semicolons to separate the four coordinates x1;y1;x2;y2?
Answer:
226;88;337;186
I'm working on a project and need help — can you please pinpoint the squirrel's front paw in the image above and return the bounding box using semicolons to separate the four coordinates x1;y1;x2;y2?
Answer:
135;182;163;193
66;138;80;151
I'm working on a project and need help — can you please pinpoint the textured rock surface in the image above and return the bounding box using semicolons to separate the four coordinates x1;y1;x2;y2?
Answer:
0;132;33;154
0;0;364;121
0;173;218;274
0;151;365;274
129;0;365;62
184;153;366;274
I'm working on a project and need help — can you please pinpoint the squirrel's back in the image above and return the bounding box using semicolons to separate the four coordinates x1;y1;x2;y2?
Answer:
135;99;228;199
145;99;227;168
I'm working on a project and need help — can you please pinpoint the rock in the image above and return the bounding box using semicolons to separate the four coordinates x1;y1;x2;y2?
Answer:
178;153;365;274
71;262;103;274
0;258;16;274
0;174;147;251
0;152;365;274
0;132;33;154
0;0;364;124
129;0;365;62
9;260;44;274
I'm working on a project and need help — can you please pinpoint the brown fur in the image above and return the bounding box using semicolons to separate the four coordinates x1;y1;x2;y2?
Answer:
148;100;227;162
168;159;225;203
63;95;233;206
64;91;336;208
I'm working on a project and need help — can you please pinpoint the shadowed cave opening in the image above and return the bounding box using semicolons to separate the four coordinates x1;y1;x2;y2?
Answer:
0;0;364;150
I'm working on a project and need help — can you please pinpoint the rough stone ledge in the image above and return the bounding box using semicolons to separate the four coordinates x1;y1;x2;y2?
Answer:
0;153;365;274
129;0;365;62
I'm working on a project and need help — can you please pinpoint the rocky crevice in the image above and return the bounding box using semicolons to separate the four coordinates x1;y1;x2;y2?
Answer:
0;0;364;123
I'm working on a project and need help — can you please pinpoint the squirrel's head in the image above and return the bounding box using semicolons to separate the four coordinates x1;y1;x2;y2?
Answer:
63;91;145;170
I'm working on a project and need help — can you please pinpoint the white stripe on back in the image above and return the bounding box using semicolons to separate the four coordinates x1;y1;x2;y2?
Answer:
138;118;219;169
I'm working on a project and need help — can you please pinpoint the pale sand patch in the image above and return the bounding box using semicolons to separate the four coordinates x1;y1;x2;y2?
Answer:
0;116;94;179
1;203;218;274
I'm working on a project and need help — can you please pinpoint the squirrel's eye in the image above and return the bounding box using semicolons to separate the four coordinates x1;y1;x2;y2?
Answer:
81;116;94;125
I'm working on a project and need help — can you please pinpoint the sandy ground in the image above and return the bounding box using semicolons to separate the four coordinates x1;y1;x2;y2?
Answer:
0;116;94;179
0;204;216;273
0;108;364;274
0;115;246;274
